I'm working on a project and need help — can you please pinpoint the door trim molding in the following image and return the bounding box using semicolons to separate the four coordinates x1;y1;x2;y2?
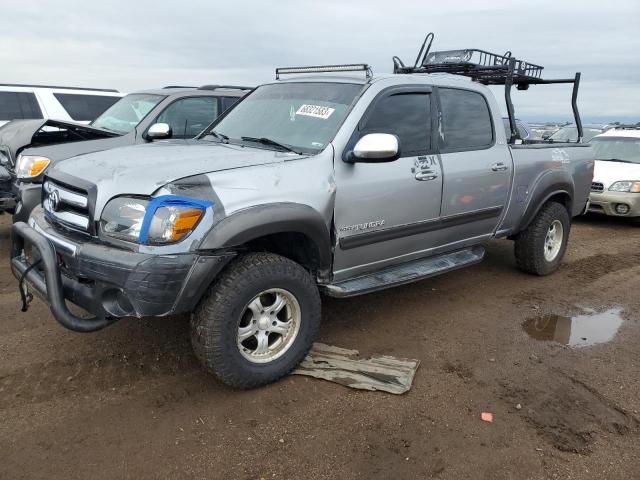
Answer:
338;205;503;250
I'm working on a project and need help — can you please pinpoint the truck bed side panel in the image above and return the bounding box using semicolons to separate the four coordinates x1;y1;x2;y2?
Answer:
498;143;594;235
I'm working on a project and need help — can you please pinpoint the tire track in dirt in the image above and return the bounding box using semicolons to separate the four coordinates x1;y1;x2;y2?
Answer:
564;252;640;281
512;252;640;307
498;366;639;454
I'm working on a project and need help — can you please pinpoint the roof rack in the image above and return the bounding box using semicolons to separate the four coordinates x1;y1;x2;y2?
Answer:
275;64;372;80
198;85;253;91
393;33;584;144
611;124;640;130
0;83;118;93
161;85;251;91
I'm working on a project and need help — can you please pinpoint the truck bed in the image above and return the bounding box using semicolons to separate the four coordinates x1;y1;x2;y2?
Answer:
497;142;594;236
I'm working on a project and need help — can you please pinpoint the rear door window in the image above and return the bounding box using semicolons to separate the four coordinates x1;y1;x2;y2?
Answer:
155;96;219;139
438;88;493;151
0;91;43;121
359;92;432;157
53;93;121;122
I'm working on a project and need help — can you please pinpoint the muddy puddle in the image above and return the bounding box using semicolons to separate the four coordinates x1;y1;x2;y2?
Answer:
523;307;624;347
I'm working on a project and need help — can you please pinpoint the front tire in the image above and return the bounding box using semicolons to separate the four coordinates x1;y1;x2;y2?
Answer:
191;253;321;389
514;202;571;276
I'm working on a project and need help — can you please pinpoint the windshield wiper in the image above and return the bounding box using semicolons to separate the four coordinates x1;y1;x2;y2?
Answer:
91;125;119;133
240;136;302;155
598;158;634;163
208;130;229;143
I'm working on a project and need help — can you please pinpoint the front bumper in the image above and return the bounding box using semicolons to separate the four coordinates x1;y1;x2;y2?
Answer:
0;167;15;214
11;208;234;332
588;191;640;217
12;180;41;223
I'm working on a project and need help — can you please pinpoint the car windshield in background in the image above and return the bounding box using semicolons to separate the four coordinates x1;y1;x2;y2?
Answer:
205;82;363;154
91;94;164;134
549;126;603;142
591;137;640;164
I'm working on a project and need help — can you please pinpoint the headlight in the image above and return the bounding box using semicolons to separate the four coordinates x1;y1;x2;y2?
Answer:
101;197;149;242
16;155;51;178
100;195;211;245
609;181;640;193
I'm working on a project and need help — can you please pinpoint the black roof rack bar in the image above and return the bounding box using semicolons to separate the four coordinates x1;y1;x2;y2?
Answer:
275;64;372;80
414;32;434;68
198;85;253;91
504;58;518;144
393;33;584;144
162;85;252;91
0;83;118;93
571;73;583;143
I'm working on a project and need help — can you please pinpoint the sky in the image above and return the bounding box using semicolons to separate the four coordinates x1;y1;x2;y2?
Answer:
2;0;639;123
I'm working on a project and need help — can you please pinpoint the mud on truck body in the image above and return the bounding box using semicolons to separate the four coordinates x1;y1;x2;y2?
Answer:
11;35;594;388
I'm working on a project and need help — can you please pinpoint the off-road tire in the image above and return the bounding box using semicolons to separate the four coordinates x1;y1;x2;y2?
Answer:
190;252;321;389
514;201;571;276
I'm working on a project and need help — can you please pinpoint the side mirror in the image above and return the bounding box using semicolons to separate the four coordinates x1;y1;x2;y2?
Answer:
347;133;399;163
146;123;172;140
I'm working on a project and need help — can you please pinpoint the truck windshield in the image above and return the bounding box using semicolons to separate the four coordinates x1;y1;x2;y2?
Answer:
205;82;363;154
591;137;640;164
91;94;164;134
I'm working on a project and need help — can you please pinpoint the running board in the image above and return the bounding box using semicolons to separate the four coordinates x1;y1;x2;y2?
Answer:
324;246;485;298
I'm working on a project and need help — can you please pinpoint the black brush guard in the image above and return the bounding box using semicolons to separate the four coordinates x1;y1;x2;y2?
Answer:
11;221;114;332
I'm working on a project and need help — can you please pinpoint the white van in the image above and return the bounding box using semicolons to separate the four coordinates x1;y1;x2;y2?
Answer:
0;84;123;127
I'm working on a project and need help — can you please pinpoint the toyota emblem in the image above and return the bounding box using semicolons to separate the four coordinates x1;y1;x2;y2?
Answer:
49;189;61;212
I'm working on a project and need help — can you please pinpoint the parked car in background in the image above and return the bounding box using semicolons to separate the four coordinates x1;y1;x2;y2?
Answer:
0;85;250;218
588;126;640;220
502;117;532;141
0;84;123;127
549;123;612;143
10;39;594;388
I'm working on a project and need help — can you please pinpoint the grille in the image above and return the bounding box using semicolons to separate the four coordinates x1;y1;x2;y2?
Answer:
43;179;91;232
591;182;604;193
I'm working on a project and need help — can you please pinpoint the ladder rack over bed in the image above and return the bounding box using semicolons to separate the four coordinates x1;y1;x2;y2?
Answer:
393;33;583;144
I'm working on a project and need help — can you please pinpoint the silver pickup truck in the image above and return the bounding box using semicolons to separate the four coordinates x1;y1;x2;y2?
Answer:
11;40;594;388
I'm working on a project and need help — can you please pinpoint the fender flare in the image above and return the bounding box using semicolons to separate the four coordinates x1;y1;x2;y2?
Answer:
198;202;332;270
515;170;574;233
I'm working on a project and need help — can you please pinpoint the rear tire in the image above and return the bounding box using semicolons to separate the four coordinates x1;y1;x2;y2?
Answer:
514;202;571;276
190;252;321;389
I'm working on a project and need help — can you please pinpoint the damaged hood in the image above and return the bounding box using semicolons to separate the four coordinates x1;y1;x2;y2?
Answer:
50;140;304;212
0;119;120;165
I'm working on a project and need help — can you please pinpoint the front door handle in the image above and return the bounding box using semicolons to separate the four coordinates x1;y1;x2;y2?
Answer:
415;171;438;181
491;162;508;172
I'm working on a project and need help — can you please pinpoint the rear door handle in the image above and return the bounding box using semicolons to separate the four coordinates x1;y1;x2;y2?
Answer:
491;162;508;172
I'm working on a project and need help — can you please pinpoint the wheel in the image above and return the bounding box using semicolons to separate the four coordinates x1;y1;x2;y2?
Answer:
514;202;571;276
191;252;321;389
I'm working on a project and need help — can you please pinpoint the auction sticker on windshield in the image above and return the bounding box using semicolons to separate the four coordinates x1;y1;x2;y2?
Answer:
296;104;335;120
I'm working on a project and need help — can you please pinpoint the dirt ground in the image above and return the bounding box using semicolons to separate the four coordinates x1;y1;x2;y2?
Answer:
1;213;640;480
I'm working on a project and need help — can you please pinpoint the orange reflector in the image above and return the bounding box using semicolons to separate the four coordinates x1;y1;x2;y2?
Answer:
170;208;204;241
29;158;50;177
